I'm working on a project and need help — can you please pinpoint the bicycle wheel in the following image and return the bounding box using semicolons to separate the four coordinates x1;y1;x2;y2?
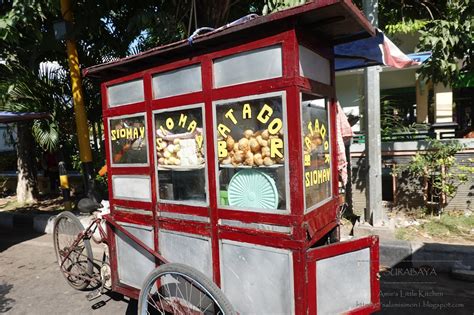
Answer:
53;211;93;290
138;263;235;315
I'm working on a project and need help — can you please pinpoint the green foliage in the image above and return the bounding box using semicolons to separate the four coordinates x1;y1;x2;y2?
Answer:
0;62;71;152
380;98;415;136
385;19;428;35
394;139;474;214
262;0;307;15
417;0;473;86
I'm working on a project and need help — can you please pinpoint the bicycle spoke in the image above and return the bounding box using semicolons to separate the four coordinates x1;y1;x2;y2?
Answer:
146;292;160;311
54;212;93;290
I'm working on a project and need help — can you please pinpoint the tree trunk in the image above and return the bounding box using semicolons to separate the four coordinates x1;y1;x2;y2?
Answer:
16;122;38;203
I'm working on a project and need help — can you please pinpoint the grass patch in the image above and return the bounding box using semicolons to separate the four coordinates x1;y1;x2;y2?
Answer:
0;199;23;211
395;213;474;243
395;228;414;241
0;196;66;214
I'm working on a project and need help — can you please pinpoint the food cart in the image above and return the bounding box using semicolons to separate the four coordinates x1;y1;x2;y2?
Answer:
84;1;381;314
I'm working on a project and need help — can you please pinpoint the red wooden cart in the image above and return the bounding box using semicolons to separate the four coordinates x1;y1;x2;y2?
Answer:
59;1;382;314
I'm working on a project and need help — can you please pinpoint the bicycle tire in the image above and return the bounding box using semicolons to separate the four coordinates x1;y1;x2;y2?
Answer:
138;263;236;315
53;211;94;290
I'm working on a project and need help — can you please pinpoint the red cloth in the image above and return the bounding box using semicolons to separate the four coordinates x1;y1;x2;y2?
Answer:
336;101;353;186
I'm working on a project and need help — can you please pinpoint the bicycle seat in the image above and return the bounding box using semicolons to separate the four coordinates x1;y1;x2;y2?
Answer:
77;197;102;213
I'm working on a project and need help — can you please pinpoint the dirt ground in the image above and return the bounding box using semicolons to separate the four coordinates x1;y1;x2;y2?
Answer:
340;210;474;245
0;196;67;214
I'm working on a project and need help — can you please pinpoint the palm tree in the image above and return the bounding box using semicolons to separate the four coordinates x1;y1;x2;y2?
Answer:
0;61;71;203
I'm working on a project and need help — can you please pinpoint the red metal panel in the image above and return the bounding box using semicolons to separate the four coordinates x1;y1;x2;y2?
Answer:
211;78;294;102
111;199;152;211
306;236;380;314
112;210;153;225
111;282;140;300
150;91;205;110
101;82;114;210
218;208;299;226
219;229;304;251
292;250;307;315
206;31;289;62
307;260;317;314
296;78;336;99
158;203;208;216
307;236;377;261
304;198;338;244
103;103;146;118
286;85;305;239
148;59;203;79
108;166;150;175
158;218;211;237
201;56;222;286
369;237;381;309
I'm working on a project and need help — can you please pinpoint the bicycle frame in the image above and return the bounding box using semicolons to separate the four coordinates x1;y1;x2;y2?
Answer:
58;214;169;285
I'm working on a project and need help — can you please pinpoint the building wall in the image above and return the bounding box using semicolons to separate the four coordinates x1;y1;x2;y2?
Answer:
349;140;474;214
336;68;418;132
335;73;363;131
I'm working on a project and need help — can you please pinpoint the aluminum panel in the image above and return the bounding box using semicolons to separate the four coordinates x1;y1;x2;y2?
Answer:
220;219;291;234
158;230;212;279
107;79;144;107
220;240;294;315
299;45;331;85
112;175;151;202
316;248;371;315
116;223;155;288
152;64;202;99
214;45;282;88
159;212;209;223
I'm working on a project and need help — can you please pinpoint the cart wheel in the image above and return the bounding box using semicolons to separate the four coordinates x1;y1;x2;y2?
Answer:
138;263;235;315
53;211;93;290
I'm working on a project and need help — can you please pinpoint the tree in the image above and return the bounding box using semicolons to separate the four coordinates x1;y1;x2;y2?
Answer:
394;139;474;215
417;0;473;87
353;0;473;87
0;62;71;203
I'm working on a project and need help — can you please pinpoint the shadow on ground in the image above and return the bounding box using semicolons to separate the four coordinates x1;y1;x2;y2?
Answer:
377;241;474;314
0;281;14;313
0;228;44;252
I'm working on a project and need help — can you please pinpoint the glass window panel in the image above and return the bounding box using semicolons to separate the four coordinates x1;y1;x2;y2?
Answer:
153;64;202;99
154;106;207;203
301;95;332;211
215;94;287;212
109;115;148;165
107;79;144;107
214;45;282;88
299;46;331;85
112;175;151;201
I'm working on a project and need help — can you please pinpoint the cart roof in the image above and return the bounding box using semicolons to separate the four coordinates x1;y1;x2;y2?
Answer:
84;0;374;81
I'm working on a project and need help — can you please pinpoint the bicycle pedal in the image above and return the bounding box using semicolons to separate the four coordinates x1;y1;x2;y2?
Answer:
86;289;102;301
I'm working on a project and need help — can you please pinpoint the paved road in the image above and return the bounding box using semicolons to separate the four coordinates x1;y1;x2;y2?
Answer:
0;229;135;315
1;228;473;314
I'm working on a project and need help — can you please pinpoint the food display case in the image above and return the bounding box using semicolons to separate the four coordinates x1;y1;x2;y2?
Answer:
85;1;381;313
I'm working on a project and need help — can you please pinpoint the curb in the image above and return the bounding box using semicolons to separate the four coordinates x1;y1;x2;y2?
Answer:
380;239;474;273
0;211;93;234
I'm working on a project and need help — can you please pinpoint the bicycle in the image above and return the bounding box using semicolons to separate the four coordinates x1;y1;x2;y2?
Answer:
53;199;235;315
